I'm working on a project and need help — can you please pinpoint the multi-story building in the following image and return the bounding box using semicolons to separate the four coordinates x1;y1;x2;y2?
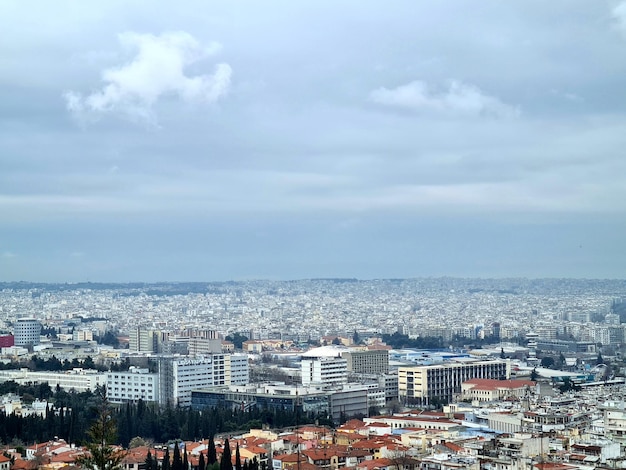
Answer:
106;367;159;404
398;359;510;406
301;346;348;389
341;348;389;375
14;318;41;347
0;368;106;392
226;354;249;385
0;335;14;348
72;329;93;342
158;354;249;407
191;382;368;423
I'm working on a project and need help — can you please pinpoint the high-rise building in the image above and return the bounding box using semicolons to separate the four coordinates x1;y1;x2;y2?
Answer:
14;318;41;347
398;359;510;406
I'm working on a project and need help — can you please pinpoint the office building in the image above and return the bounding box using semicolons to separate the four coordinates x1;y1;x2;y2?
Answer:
341;348;389;375
107;367;159;404
14;318;41;347
398;359;510;406
301;346;348;389
158;354;249;407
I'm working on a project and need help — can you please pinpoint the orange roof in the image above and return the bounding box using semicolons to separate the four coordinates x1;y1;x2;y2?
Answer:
464;378;535;390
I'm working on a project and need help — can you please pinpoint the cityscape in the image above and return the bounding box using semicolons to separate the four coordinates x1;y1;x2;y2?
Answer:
2;278;626;469
3;1;626;470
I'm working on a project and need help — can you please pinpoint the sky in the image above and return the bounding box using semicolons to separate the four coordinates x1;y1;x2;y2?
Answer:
2;1;626;282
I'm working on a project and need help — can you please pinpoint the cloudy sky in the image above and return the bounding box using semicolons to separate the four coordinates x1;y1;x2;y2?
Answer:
2;1;626;282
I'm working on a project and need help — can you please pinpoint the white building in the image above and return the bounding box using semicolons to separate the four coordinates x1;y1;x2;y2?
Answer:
14;318;41;346
301;346;348;389
158;354;249;407
398;359;510;406
107;367;159;403
226;354;249;385
0;368;106;392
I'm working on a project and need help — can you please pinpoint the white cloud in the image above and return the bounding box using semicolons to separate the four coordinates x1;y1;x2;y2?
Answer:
369;79;519;118
64;31;232;123
612;1;626;33
2;251;17;258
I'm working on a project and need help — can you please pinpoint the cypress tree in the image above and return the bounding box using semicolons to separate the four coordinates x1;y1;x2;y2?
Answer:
235;444;242;470
163;448;171;470
199;453;205;470
145;451;154;470
208;436;217;465
173;442;183;470
220;439;232;470
183;446;189;470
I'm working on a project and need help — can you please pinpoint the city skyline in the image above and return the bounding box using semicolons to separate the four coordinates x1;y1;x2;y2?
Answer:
2;1;626;282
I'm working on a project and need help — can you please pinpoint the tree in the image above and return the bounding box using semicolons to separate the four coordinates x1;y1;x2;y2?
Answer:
172;442;183;470
162;448;171;470
129;437;148;449
235;444;242;470
540;356;555;368
199;453;205;470
220;439;232;470
207;436;217;465
353;330;360;344
76;388;125;470
183;447;189;470
500;348;505;359
530;368;539;382
597;352;604;365
145;451;154;470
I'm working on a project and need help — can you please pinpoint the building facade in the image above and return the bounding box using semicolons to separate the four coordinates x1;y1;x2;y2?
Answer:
107;367;159;403
342;349;389;375
301;346;349;389
398;359;510;406
14;318;41;346
158;354;249;407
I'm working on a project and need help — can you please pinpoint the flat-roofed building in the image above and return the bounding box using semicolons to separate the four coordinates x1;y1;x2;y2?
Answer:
14;318;41;347
342;348;389;375
107;366;159;403
398;359;510;406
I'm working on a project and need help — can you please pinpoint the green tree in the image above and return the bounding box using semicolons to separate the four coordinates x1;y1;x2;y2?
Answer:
530;368;538;381
145;451;154;470
597;352;604;365
172;442;183;470
76;389;125;470
235;443;242;470
199;453;206;470
220;439;232;470
207;436;217;465
162;448;171;470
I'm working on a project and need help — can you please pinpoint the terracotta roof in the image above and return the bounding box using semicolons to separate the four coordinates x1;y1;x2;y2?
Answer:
463;378;535;390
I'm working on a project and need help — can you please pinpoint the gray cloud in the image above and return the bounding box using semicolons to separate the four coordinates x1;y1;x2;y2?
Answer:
1;0;626;280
